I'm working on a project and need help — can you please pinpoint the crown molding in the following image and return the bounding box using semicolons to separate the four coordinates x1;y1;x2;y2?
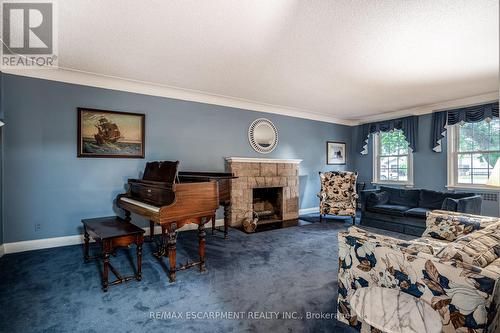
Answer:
2;69;496;127
356;92;499;125
0;68;357;126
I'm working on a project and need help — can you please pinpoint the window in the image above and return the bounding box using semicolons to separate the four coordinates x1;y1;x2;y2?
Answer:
448;118;500;188
373;130;413;185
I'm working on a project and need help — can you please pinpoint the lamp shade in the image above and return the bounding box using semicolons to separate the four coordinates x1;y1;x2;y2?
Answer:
486;159;500;186
0;120;4;127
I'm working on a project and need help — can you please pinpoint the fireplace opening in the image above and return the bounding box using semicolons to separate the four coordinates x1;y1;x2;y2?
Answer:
252;187;283;223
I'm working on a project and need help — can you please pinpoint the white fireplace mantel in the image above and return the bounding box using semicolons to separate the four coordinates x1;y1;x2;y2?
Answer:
225;157;302;164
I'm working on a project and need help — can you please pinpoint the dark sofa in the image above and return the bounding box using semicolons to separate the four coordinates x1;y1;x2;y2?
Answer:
360;186;482;236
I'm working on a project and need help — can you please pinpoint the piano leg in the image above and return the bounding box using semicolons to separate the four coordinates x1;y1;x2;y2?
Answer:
198;221;206;272
211;216;215;235
124;209;131;222
223;202;231;239
167;226;177;283
223;203;230;239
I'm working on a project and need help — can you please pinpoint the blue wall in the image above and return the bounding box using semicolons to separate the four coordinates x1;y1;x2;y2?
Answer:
2;74;353;243
352;114;448;190
352;113;500;216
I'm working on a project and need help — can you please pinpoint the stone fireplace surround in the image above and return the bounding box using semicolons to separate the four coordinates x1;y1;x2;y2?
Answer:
225;157;302;227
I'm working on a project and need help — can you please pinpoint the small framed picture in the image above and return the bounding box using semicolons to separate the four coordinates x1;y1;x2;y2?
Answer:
326;141;346;165
77;108;145;158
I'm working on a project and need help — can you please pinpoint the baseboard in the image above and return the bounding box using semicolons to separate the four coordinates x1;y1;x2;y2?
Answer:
299;207;319;215
2;218;225;255
4;235;85;254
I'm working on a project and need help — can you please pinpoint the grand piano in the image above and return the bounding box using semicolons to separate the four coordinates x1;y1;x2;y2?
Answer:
116;161;234;282
178;171;236;239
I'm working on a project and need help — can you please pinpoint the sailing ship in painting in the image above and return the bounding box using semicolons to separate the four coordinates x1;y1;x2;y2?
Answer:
78;108;145;158
94;117;121;144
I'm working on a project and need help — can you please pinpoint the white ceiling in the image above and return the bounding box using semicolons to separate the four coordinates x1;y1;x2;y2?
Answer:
29;1;500;122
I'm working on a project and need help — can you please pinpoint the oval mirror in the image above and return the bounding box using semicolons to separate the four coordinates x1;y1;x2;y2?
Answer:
248;118;278;154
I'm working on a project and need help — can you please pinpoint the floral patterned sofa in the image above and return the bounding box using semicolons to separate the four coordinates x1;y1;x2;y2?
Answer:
337;210;500;333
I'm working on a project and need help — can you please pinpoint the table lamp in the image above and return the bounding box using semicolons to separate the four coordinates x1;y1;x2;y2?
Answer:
486;159;500;215
486;159;500;187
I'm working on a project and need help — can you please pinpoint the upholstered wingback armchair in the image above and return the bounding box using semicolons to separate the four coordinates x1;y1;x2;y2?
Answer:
318;171;358;224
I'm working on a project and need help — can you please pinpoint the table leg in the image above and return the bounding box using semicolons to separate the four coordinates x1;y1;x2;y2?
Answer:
167;227;177;283
136;235;143;281
84;227;90;263
198;221;206;272
102;240;110;292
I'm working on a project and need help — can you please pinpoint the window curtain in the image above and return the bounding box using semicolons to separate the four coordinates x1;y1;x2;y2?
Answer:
431;102;499;152
357;115;418;154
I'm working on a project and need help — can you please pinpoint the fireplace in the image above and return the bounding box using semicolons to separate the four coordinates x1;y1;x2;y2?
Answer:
225;157;301;228
252;187;283;223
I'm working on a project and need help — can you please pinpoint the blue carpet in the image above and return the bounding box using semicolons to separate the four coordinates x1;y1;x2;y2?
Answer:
0;221;361;333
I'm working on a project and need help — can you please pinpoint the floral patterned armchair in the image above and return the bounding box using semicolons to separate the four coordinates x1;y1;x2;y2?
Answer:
318;171;358;224
337;223;500;333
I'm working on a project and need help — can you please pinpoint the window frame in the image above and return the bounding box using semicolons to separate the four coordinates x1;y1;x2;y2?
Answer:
372;131;414;186
447;121;500;190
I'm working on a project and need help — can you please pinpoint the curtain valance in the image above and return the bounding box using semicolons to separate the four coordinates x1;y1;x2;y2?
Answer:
357;116;418;154
431;102;499;152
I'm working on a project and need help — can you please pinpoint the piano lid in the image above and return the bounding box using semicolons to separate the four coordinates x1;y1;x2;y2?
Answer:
178;171;236;180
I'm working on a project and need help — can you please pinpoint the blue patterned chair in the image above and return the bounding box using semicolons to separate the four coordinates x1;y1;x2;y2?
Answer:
318;171;358;224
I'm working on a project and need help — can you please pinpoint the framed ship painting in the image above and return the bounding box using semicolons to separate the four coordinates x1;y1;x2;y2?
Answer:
326;141;346;165
77;108;145;158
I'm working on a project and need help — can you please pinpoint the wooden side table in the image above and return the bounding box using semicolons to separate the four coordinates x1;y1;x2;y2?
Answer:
82;216;145;292
349;287;442;333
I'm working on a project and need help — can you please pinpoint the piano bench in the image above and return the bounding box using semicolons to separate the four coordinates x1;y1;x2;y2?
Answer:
81;216;145;292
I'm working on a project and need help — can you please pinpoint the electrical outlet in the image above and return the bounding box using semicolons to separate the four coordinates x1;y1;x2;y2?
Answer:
35;223;41;232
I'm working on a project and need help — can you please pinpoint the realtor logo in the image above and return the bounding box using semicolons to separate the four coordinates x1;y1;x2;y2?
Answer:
1;1;58;68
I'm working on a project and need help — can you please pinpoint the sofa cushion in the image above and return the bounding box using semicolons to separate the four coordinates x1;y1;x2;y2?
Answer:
441;197;459;211
422;210;485;241
346;226;441;255
379;186;419;207
367;204;412;217
445;192;477;199
418;189;446;209
436;222;500;267
404;207;431;218
430;210;499;228
366;191;389;207
405;237;448;255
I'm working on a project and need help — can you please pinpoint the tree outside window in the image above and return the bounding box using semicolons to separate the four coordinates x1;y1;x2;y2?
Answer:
456;118;500;185
375;130;411;183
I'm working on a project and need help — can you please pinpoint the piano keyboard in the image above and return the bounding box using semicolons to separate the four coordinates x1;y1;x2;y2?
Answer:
120;197;161;213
